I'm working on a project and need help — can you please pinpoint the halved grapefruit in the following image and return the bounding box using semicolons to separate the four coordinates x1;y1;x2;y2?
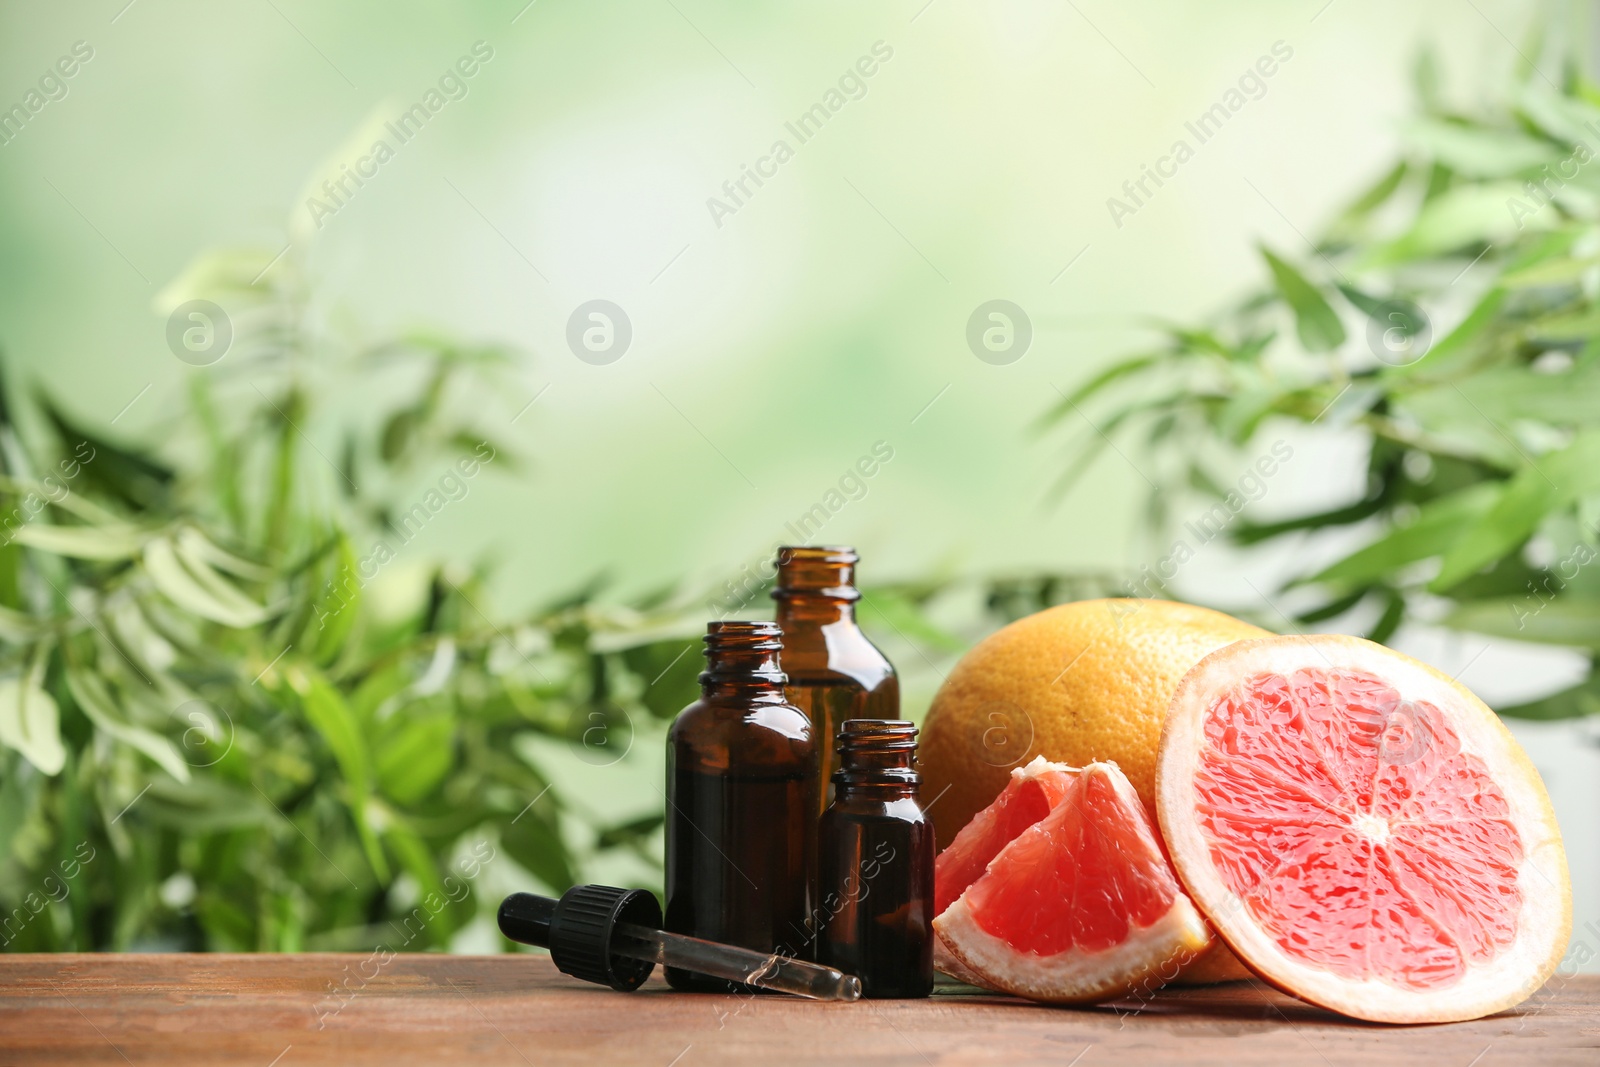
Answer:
933;757;1212;1002
1158;634;1571;1023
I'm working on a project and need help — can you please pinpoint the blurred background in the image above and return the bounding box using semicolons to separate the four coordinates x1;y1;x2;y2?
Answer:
0;0;1596;971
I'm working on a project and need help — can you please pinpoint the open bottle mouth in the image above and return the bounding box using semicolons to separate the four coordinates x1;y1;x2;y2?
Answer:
704;619;784;651
832;719;920;785
700;620;787;685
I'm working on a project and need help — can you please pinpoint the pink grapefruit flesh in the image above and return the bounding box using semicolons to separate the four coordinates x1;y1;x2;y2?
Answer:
1158;635;1571;1023
933;758;1211;1003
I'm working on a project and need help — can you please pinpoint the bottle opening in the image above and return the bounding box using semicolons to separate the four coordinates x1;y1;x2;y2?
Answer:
704;620;784;651
701;621;787;686
836;718;917;752
832;719;920;788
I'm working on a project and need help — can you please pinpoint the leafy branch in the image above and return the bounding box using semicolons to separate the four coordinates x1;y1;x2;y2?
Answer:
1044;50;1600;719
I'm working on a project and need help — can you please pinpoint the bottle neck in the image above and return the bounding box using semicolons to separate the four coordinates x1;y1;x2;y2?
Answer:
772;546;861;629
699;621;789;703
832;720;920;800
774;595;856;628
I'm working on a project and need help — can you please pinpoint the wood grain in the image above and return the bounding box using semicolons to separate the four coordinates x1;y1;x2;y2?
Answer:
0;954;1593;1066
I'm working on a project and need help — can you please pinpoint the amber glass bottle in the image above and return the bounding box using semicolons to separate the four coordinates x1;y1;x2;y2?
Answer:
818;720;935;999
771;546;899;813
664;621;818;991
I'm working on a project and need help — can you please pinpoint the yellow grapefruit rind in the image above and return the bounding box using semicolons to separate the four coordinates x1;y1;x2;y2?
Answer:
1157;634;1572;1025
921;599;1266;844
933;761;1212;1004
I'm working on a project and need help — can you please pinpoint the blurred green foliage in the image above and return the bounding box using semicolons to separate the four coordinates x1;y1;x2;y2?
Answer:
0;227;719;951
1045;53;1600;720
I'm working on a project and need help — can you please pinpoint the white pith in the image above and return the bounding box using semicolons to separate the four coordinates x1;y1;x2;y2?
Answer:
1157;635;1572;1024
933;760;1212;1003
932;930;991;987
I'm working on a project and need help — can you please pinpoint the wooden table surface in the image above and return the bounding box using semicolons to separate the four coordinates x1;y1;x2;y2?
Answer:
0;954;1594;1066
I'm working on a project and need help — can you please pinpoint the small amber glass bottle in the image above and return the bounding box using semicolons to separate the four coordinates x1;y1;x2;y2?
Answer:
818;720;934;999
664;621;818;991
771;546;899;814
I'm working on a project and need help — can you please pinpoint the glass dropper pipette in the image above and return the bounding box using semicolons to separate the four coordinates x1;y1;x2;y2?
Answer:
498;887;861;1002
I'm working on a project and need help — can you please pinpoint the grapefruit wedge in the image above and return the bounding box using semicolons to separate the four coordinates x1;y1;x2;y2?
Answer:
933;757;1212;1003
1158;635;1571;1023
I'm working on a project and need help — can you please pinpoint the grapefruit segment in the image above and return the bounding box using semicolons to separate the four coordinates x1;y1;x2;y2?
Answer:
1158;635;1571;1023
932;757;1077;916
933;758;1211;1003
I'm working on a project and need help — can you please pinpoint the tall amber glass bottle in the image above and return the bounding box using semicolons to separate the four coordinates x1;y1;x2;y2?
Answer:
771;546;899;813
664;621;818;991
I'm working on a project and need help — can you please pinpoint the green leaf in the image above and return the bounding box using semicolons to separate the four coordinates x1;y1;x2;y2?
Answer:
350;660;411;723
1307;484;1500;587
501;805;574;893
175;527;272;581
143;776;272;832
375;712;455;805
1443;596;1600;650
1233;493;1385;545
287;665;387;881
39;400;173;513
1500;255;1600;288
291;668;370;793
859;588;965;654
1389;287;1505;379
1402;119;1562;177
1432;431;1600;591
1363;183;1540;266
1033;357;1165;430
318;536;360;664
380;409;421;464
1516;82;1600;146
1334;161;1408;225
1338;286;1431;353
105;597;177;673
595;812;665;851
10;523;144;560
1260;247;1345;352
1366;588;1405;644
0;650;63;775
1527;310;1600;343
623;639;702;720
155;245;284;306
144;535;267;627
1336;284;1387;319
1294;588;1369;624
380;815;451;941
0;603;41;643
1496;674;1600;720
1401;360;1600;427
64;670;190;782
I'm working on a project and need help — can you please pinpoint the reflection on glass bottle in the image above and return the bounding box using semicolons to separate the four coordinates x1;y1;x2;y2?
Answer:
771;546;899;814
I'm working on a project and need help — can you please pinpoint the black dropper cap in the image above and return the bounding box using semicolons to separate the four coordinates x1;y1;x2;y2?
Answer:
498;885;662;992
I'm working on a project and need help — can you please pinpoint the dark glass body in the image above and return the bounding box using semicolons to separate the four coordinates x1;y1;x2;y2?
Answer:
772;546;899;814
817;720;934;999
664;622;818;991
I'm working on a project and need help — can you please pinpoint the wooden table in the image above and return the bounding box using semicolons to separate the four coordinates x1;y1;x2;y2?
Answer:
0;954;1594;1066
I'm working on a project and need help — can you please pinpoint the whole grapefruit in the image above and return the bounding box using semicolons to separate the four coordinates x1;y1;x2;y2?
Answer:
921;598;1265;846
